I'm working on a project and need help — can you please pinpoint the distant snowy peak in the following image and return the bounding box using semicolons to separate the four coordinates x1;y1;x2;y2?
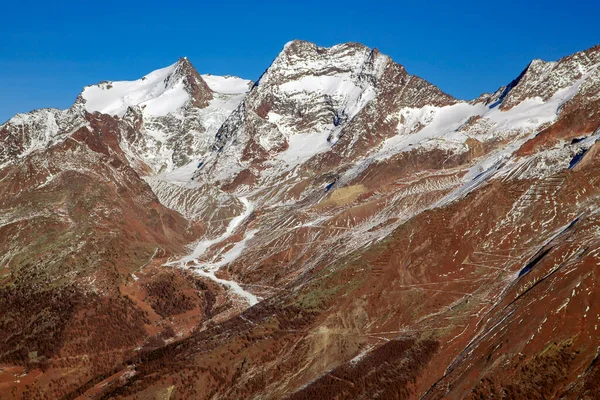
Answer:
247;39;456;139
208;41;395;165
255;41;390;131
265;40;386;82
71;59;254;175
262;39;455;106
495;44;600;111
78;57;213;118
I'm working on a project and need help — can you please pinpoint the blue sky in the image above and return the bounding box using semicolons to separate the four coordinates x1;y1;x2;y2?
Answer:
1;0;599;123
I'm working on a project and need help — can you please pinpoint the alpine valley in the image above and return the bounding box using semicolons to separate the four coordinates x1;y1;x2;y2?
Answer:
2;40;600;399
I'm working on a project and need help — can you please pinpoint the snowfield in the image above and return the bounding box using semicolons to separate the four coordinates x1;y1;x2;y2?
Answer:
201;74;252;94
81;62;189;117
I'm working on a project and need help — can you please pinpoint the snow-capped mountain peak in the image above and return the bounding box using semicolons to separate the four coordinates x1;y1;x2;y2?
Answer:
68;58;253;175
77;57;213;118
195;40;456;185
497;45;600;110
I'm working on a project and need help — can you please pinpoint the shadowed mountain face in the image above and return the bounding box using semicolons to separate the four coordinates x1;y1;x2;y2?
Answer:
1;40;600;399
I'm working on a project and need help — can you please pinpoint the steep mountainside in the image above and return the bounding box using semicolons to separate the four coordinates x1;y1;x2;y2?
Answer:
1;41;600;400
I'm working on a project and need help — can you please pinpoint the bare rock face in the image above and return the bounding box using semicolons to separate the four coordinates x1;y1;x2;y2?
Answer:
170;57;214;108
2;41;600;400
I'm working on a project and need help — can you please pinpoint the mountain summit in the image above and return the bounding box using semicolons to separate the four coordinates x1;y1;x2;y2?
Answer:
77;57;214;117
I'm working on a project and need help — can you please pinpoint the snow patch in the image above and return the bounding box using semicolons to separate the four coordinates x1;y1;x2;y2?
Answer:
201;74;252;94
276;131;332;167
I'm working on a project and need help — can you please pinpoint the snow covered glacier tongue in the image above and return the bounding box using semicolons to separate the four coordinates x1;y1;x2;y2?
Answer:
166;196;259;306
